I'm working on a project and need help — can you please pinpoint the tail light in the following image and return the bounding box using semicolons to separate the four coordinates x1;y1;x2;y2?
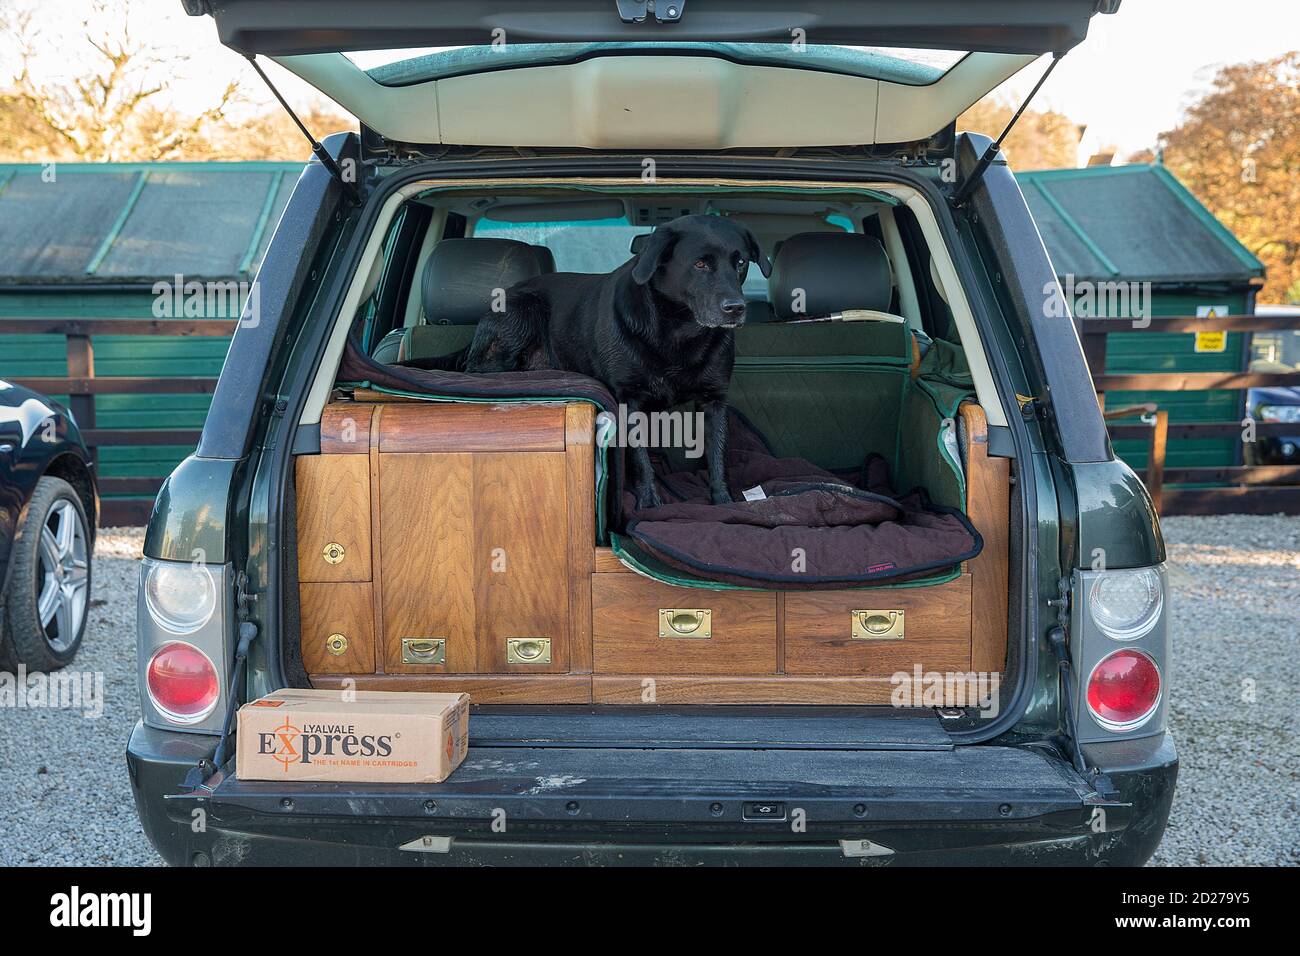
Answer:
138;557;231;734
146;641;220;724
1074;565;1168;742
1085;648;1161;732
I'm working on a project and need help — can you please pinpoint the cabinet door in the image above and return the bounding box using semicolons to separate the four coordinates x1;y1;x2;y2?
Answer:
296;455;371;582
473;453;570;673
379;453;476;673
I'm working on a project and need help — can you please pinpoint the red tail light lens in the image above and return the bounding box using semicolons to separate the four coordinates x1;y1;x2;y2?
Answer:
146;641;220;724
1086;649;1161;731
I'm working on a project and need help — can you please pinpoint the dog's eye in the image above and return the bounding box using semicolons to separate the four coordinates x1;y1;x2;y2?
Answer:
694;259;709;270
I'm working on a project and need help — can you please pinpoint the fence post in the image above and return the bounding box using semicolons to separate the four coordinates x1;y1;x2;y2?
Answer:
1146;410;1168;515
65;332;97;467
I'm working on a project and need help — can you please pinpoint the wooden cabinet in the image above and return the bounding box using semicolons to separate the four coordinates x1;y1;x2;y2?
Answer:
299;400;592;691
299;398;1005;707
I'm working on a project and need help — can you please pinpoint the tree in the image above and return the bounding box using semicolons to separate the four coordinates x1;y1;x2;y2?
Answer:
1154;52;1300;304
958;97;1082;172
0;0;238;162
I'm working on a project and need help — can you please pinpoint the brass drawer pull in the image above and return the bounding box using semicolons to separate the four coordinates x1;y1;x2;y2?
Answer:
507;638;552;664
402;638;446;664
325;633;349;656
852;609;905;641
322;541;346;565
659;608;712;639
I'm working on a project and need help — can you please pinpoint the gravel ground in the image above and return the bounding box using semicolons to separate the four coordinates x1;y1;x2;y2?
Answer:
0;528;161;866
1;519;1295;866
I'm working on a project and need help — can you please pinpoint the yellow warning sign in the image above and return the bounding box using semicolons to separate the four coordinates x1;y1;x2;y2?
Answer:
1195;331;1227;353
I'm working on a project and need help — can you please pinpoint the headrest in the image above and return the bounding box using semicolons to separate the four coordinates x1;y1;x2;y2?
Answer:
768;232;893;321
529;244;557;274
422;238;544;326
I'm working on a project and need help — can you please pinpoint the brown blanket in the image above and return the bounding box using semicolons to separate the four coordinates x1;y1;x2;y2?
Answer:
622;413;981;588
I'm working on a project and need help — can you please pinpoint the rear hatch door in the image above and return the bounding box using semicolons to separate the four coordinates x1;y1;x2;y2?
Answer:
191;0;1119;149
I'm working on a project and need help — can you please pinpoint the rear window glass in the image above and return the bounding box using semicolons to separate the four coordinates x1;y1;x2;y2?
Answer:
352;43;965;87
472;218;651;274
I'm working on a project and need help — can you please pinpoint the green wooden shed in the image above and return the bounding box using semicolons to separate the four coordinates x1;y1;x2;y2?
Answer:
0;161;303;524
1016;163;1267;474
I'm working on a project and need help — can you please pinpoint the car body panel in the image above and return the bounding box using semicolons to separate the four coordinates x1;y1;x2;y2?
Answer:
192;1;1117;148
0;380;97;591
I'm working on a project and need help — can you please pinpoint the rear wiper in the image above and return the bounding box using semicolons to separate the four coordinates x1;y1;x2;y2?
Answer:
244;54;362;206
952;52;1065;208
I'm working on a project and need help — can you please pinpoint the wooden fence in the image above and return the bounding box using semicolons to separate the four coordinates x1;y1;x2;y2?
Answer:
1080;313;1300;515
0;318;238;526
2;313;1298;524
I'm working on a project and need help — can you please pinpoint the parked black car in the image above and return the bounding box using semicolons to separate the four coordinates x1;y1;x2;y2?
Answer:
0;380;97;672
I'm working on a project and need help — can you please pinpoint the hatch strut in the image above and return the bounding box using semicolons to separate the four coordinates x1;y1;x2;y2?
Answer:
952;52;1065;207
244;54;362;206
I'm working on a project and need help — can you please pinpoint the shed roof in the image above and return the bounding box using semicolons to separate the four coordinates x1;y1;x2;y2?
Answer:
0;162;302;285
1015;163;1264;288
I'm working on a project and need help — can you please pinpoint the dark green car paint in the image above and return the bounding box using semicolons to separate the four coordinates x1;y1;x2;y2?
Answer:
130;133;1176;866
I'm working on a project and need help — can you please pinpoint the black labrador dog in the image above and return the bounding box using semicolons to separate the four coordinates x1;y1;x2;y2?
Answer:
459;215;771;509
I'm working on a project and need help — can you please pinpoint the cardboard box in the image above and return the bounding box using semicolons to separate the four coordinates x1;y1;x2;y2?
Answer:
236;688;469;783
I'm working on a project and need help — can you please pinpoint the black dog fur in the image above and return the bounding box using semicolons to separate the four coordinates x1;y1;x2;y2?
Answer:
412;215;771;509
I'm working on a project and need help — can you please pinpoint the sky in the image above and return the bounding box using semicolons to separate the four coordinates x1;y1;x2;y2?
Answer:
3;0;1298;159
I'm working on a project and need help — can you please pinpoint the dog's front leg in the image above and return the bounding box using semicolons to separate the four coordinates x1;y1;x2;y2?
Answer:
704;400;732;504
625;400;663;510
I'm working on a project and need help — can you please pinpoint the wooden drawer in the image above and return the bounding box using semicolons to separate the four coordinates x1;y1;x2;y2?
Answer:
296;455;372;583
783;574;972;676
592;574;777;675
300;582;376;674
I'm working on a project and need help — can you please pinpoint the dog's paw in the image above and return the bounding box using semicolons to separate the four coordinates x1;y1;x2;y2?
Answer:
710;487;734;505
634;486;664;510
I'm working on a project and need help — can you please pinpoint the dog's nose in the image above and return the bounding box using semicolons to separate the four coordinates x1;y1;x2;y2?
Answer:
720;299;746;318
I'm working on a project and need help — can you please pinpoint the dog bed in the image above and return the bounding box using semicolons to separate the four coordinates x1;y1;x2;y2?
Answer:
616;411;982;589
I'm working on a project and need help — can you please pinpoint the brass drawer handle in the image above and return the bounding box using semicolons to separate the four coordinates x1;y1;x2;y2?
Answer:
659;608;712;639
325;633;349;656
507;638;552;664
852;609;905;641
322;541;346;565
402;638;446;665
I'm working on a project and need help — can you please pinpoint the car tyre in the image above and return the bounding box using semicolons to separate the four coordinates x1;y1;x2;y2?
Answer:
1;477;92;672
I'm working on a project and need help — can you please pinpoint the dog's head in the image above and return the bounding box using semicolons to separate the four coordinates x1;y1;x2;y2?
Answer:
631;215;772;329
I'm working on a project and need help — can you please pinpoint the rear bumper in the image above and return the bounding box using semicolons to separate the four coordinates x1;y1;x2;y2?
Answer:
127;722;1176;866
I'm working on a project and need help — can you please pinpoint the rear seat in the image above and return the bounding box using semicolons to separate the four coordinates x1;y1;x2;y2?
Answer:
387;237;549;363
729;232;914;471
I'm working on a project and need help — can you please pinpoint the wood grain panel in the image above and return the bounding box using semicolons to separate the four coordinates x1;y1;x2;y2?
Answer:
320;402;372;453
474;452;570;672
379;402;565;453
295;455;371;582
593;547;631;573
960;403;1011;673
379;453;477;672
566;404;596;673
592;676;904;705
300;582;375;674
592;574;777;675
783;574;972;675
310;674;592;704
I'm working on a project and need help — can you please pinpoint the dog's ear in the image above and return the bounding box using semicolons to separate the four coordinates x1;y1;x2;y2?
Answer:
743;227;772;278
632;225;676;285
